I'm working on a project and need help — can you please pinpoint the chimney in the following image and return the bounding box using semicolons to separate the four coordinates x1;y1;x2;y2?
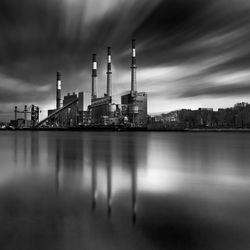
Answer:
56;72;62;109
92;54;97;99
106;47;112;97
131;39;137;93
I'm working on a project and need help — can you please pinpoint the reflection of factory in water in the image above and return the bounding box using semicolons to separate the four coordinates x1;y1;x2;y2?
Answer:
51;133;139;224
12;129;143;224
35;39;147;128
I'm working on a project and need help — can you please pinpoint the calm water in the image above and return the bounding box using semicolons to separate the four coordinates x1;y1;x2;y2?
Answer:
0;131;250;250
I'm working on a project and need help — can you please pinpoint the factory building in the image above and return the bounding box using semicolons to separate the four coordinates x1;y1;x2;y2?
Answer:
88;40;147;127
121;92;148;126
42;39;147;128
89;48;117;125
90;96;112;124
55;92;91;127
121;40;148;127
11;105;39;128
60;92;79;127
78;92;91;125
47;72;91;127
10;118;32;128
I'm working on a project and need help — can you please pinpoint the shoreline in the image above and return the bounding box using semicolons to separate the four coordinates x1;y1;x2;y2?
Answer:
2;127;250;132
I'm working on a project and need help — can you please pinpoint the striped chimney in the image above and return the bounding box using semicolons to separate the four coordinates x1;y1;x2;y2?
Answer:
56;72;62;109
131;39;137;93
92;54;97;99
106;47;112;97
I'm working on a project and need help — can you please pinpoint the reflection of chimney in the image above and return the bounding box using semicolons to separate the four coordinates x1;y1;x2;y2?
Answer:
92;54;97;99
56;72;62;109
107;154;112;217
91;138;98;210
107;47;112;97
92;148;97;209
132;163;137;225
131;39;137;93
55;139;61;196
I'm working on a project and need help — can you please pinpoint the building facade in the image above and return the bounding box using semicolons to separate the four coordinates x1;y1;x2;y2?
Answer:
121;92;148;126
89;96;111;124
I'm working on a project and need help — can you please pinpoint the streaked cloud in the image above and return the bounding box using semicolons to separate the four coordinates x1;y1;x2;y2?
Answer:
1;0;250;120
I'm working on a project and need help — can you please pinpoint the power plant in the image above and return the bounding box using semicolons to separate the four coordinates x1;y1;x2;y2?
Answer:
88;40;147;127
11;39;148;129
89;46;116;125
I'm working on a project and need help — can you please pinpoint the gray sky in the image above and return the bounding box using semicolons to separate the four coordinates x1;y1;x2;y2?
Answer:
1;0;250;120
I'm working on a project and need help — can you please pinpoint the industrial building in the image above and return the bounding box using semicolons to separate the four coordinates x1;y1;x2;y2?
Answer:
10;104;40;128
44;71;91;127
121;91;148;126
37;39;148;128
88;40;148;127
120;39;148;126
78;92;91;125
89;47;117;125
46;91;91;127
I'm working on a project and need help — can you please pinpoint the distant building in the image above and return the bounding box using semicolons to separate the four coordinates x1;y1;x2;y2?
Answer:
10;118;32;128
234;102;249;108
162;111;179;122
198;108;213;126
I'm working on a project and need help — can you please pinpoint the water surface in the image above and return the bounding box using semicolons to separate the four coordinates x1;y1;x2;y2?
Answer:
0;131;250;250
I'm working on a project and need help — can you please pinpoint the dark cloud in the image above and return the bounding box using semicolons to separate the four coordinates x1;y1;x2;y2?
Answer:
135;0;250;67
1;0;250;119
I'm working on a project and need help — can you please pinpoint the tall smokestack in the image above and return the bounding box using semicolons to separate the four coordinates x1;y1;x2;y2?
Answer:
131;39;137;93
106;47;112;97
56;72;62;109
92;54;97;99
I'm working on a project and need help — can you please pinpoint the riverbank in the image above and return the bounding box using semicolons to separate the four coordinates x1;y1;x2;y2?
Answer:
2;127;250;132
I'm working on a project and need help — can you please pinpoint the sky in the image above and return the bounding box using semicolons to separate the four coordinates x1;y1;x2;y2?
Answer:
1;0;250;121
